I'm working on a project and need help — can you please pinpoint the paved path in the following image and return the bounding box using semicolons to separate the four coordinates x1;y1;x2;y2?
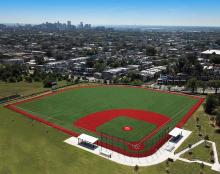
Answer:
175;140;204;157
64;129;191;166
174;140;220;172
64;129;220;172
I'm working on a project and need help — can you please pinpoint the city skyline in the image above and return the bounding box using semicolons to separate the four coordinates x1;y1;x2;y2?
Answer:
0;0;220;26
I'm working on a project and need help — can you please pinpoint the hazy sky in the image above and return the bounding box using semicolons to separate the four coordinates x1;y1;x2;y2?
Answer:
0;0;220;26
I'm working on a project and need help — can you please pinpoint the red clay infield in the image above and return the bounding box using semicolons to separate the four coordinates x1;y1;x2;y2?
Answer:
74;109;171;147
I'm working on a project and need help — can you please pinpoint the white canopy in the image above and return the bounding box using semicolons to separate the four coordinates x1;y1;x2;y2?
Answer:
78;134;98;144
169;127;183;137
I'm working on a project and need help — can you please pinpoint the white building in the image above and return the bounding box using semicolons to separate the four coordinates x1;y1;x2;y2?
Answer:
201;50;220;58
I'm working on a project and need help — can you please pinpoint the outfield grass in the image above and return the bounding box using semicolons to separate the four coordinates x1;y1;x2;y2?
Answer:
96;116;156;142
16;86;198;143
0;105;217;174
0;81;67;98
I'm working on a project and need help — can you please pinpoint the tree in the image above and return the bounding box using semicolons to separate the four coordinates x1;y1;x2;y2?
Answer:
210;150;215;163
196;117;200;124
196;117;200;127
34;56;44;65
210;55;220;64
204;135;209;148
200;163;205;174
200;162;205;170
74;77;80;84
198;125;202;136
198;81;207;94
209;80;220;94
94;62;106;72
186;53;198;65
146;46;157;56
86;57;95;68
188;144;193;155
166;166;170;174
25;76;33;83
204;95;217;114
216;39;220;46
167;85;172;92
134;165;139;174
187;78;198;93
216;109;220;127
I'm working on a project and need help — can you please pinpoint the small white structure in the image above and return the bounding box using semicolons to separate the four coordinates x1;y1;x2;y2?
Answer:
77;134;98;149
202;50;220;56
165;127;183;152
169;127;183;137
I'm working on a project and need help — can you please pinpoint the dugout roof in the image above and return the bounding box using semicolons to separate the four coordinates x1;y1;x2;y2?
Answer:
78;134;98;144
169;127;183;137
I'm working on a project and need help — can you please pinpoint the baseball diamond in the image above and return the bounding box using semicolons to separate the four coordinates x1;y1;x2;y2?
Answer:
5;85;204;157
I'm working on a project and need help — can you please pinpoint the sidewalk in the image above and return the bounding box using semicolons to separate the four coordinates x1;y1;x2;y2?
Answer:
64;129;191;166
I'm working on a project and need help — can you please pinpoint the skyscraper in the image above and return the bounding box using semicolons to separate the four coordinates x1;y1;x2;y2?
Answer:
78;22;83;29
67;21;71;29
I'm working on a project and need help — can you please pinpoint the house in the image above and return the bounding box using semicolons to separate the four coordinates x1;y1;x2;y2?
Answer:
201;50;220;59
102;67;129;80
141;66;166;81
0;58;24;65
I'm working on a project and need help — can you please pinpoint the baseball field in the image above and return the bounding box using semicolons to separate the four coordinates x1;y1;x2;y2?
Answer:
6;85;204;157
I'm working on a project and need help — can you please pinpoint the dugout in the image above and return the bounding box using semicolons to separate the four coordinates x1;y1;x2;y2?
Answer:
77;134;98;150
165;127;183;152
169;127;183;143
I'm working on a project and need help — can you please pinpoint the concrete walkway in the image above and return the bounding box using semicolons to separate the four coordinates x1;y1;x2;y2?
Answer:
174;140;220;173
64;128;220;172
64;129;191;166
174;140;204;157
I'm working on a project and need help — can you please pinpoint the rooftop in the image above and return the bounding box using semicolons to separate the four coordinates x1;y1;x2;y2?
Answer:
202;50;220;55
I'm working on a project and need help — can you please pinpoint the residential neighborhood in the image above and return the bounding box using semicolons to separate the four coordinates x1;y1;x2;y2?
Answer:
1;23;220;91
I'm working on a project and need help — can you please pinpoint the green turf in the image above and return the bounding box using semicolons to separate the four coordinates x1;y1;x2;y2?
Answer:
0;80;67;98
96;116;156;142
16;86;198;143
181;142;213;163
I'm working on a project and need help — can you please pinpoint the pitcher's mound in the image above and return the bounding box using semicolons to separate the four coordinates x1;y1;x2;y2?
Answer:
122;126;133;131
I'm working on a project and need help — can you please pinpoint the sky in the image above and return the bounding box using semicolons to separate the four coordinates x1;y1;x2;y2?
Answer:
0;0;220;26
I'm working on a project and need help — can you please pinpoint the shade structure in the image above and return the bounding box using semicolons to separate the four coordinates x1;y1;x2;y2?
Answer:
169;127;183;137
78;134;98;144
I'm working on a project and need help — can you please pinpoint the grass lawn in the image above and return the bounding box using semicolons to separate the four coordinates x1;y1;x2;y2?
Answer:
96;116;156;142
0;80;67;98
175;105;220;162
0;105;217;174
15;86;198;143
181;142;213;163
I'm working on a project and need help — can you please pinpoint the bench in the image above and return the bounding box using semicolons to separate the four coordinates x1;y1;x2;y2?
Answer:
100;151;112;158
